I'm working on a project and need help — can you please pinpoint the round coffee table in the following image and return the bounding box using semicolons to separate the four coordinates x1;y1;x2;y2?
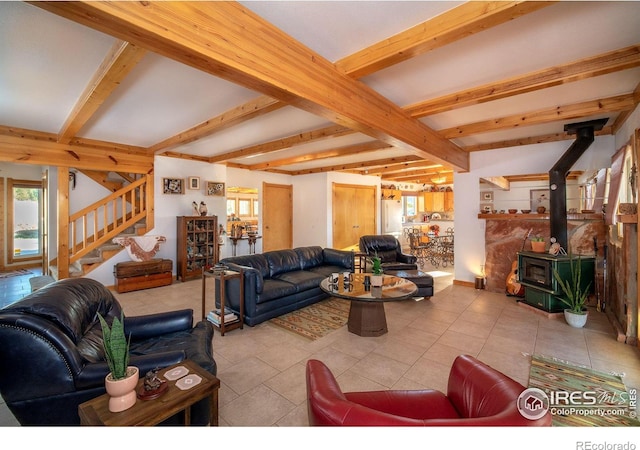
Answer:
319;273;417;336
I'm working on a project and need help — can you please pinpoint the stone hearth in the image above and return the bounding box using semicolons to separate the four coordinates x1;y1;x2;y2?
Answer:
480;213;606;301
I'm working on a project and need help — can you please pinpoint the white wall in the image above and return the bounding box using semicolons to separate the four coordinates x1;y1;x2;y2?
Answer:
454;135;615;283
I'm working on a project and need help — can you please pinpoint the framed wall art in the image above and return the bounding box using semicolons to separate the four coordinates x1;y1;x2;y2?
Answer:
206;181;225;196
162;178;185;195
530;189;550;212
480;191;493;202
188;176;200;190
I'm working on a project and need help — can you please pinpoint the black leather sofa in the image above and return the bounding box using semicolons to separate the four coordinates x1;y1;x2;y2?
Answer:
218;246;353;326
0;277;215;426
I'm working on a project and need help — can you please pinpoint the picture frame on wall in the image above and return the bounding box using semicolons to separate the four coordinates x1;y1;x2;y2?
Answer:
530;189;550;212
162;178;185;195
206;181;225;196
188;176;200;190
480;191;493;202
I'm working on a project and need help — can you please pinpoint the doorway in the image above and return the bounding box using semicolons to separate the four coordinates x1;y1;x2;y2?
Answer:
7;178;43;265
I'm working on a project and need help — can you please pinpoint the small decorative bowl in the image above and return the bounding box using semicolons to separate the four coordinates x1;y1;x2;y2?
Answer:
521;209;531;214
508;209;518;214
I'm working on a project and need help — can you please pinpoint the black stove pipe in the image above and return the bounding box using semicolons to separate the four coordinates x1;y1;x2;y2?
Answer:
549;119;608;250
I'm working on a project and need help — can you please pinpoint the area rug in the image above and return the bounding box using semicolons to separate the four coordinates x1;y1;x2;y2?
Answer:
528;354;639;426
0;269;32;279
269;298;350;340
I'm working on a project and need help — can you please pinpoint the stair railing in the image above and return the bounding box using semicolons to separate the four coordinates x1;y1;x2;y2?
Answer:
67;175;152;264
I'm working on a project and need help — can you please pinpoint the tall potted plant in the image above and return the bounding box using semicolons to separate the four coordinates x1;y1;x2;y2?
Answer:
553;256;591;328
98;312;139;412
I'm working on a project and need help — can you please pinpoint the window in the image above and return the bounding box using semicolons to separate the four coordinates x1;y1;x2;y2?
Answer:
8;178;42;263
402;195;417;217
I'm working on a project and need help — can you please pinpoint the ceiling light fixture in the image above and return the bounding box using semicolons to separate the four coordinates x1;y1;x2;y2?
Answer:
431;173;446;184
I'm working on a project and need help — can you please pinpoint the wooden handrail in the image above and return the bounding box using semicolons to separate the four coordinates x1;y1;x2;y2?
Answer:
67;176;150;264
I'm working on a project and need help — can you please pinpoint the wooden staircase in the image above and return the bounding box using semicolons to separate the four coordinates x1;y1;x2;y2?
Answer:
51;172;154;280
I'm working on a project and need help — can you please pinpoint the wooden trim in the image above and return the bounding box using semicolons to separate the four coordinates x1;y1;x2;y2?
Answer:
57;167;70;279
6;178;42;265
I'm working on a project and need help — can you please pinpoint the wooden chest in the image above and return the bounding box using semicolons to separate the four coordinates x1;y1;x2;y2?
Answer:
114;259;173;293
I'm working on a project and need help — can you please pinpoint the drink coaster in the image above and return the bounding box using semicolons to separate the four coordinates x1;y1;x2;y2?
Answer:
164;365;188;380
176;374;202;390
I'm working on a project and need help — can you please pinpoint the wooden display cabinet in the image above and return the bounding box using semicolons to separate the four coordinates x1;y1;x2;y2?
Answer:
177;216;219;281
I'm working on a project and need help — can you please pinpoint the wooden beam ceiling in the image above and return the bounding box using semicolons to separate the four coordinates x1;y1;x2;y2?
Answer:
143;1;553;156
35;1;469;171
201;43;640;172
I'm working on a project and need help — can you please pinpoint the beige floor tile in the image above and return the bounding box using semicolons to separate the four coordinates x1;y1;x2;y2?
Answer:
434;329;486;354
263;362;308;405
350;352;411;388
219;384;295;426
217;356;279;395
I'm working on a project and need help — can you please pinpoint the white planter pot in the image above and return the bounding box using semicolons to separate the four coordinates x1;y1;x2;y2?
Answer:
564;309;588;328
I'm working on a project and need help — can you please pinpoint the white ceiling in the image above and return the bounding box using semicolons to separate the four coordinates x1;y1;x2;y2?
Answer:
1;1;639;181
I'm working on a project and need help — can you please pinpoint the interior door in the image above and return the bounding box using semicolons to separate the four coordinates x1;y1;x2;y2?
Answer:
262;182;292;251
332;183;377;249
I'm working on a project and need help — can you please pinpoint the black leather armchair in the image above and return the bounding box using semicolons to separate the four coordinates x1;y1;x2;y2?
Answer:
359;235;418;271
0;278;215;425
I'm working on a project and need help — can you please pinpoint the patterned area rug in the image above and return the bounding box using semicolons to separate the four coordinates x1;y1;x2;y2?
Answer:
0;269;32;279
528;354;639;426
269;298;350;340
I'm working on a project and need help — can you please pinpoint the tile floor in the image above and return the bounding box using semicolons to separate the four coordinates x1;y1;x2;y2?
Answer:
1;265;639;429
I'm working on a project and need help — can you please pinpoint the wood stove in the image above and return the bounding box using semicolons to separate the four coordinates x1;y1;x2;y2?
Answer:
517;251;595;313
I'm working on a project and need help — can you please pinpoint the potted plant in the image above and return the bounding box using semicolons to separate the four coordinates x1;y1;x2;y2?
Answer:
530;235;546;253
553;256;591;328
98;312;139;412
369;253;383;287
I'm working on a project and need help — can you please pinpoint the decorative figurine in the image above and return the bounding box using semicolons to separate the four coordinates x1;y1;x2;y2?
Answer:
199;201;208;216
192;201;199;216
137;367;168;400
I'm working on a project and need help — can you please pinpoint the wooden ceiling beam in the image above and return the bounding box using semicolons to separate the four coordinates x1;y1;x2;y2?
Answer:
462;127;613;152
0;133;153;173
439;93;636;139
208;124;353;164
405;44;640;117
288;155;421;175
336;1;553;78
246;141;391;170
362;161;443;177
149;95;282;154
58;40;146;144
36;1;468;171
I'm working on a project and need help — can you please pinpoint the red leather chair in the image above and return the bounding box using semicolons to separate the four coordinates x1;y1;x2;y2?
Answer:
306;355;551;426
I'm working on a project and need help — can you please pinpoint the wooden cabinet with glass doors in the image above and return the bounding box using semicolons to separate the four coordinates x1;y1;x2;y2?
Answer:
176;216;219;281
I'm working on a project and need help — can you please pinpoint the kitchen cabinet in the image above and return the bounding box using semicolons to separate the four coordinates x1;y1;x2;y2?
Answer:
381;188;401;199
423;191;454;212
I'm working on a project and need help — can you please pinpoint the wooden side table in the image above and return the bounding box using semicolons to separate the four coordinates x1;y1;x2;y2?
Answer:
202;268;244;335
78;360;220;426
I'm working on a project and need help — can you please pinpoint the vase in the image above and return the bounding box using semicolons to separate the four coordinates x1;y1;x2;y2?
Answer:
564;309;588;328
536;206;546;214
105;366;139;413
531;241;545;253
371;275;383;287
